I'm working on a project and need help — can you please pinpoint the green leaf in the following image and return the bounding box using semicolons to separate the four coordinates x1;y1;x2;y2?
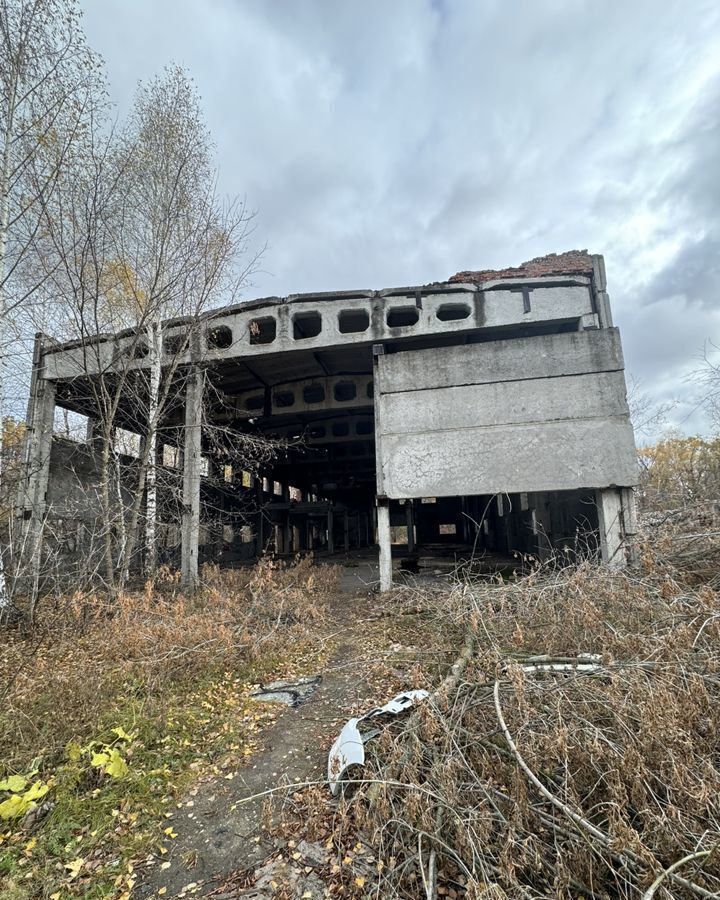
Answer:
0;775;27;793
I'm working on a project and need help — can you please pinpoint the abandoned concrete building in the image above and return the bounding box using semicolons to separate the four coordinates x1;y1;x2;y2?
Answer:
17;250;639;590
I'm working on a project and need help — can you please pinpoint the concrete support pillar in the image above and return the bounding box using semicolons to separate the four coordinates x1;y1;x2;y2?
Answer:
255;479;265;556
19;371;56;564
297;516;307;552
377;498;392;592
405;500;415;553
596;487;635;568
283;511;291;554
208;457;224;563
530;494;552;560
343;510;349;552
621;487;639;565
327;505;334;554
181;368;203;588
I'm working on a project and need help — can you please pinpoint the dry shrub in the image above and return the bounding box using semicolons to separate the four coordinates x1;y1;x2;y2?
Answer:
640;500;720;586
0;558;340;771
356;562;720;899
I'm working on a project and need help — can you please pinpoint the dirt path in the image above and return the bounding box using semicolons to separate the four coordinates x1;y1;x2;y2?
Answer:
136;559;408;898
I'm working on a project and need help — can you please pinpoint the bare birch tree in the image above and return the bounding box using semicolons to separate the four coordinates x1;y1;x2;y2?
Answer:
35;66;262;590
0;0;103;603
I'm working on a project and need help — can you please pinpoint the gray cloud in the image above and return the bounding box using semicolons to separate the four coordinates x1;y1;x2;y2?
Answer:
82;0;720;434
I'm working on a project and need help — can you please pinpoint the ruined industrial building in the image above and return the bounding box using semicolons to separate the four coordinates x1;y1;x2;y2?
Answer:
17;251;639;590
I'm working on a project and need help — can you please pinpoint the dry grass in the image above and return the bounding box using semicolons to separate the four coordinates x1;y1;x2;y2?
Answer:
0;556;339;774
340;560;720;899
640;500;720;586
0;557;341;898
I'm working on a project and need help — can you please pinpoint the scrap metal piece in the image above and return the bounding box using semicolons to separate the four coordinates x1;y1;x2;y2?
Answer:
327;689;429;796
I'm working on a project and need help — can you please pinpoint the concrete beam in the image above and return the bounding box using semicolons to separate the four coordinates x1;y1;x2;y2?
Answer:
41;280;595;381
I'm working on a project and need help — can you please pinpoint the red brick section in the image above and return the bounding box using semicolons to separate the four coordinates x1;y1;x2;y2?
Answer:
449;249;595;284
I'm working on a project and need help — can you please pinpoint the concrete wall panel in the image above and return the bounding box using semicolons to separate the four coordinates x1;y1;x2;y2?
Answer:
378;371;630;434
378;419;638;498
375;330;637;499
379;329;624;392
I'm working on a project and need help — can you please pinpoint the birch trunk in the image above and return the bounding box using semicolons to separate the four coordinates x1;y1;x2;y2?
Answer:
0;76;16;608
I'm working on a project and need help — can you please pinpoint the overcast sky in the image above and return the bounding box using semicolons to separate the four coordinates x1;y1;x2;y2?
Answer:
82;0;720;437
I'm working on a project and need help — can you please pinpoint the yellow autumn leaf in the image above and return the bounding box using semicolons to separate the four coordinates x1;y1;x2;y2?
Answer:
91;751;110;768
65;857;84;879
354;876;366;887
23;781;49;802
112;726;133;742
104;750;128;779
158;889;167;896
0;793;32;820
0;775;27;792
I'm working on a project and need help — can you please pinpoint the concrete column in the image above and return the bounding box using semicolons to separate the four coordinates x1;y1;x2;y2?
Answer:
181;368;203;588
208;457;224;563
343;510;349;552
530;493;552;560
596;488;629;569
18;369;56;564
377;498;392;592
405;500;415;553
327;505;334;553
283;511;291;554
621;487;639;565
297;516;307;552
255;481;265;556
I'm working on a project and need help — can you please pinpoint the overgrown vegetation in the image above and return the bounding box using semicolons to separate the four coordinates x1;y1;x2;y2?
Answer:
0;559;340;898
306;554;719;899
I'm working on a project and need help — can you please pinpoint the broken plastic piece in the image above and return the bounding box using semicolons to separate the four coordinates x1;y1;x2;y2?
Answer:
327;689;429;796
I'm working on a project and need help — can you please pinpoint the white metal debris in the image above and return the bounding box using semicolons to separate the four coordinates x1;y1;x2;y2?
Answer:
327;689;429;796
